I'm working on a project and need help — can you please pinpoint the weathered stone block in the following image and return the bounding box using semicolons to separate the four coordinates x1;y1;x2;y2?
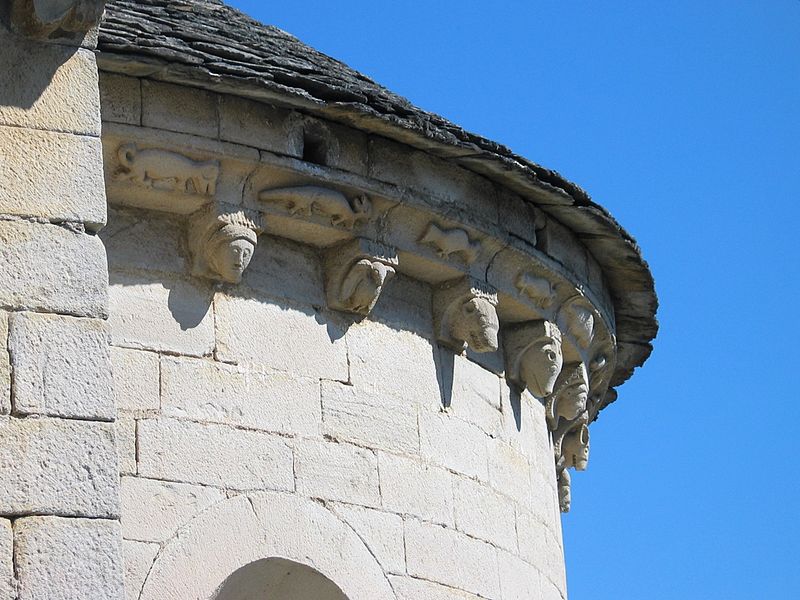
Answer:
241;235;324;306
161;356;321;435
102;208;188;275
294;439;379;507
120;476;225;543
0;417;119;517
0;519;13;600
123;540;159;600
116;413;137;476
219;95;301;156
448;354;502;435
0;126;106;228
0;313;9;415
516;508;550;578
137;418;293;491
419;412;489;480
0;39;100;135
453;476;517;551
405;518;500;599
108;272;215;356
497;549;541;600
321;380;418;454
346;320;440;405
488;438;532;506
379;452;453;526
14;517;123;600
142;80;217;138
99;73;141;126
214;293;348;380
0;220;108;317
541;576;565;600
390;576;484;600
112;347;159;414
9;312;113;420
331;503;405;574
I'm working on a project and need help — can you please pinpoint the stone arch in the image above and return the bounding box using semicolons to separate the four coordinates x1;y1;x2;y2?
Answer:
213;557;348;600
139;492;396;600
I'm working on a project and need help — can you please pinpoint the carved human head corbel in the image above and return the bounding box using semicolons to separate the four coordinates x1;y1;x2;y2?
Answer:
324;238;399;316
503;320;563;398
561;422;590;471
433;277;499;353
9;0;105;39
545;362;590;430
188;204;264;284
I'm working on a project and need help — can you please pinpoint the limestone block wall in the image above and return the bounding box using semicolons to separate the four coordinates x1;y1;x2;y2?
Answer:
0;5;124;599
100;73;574;600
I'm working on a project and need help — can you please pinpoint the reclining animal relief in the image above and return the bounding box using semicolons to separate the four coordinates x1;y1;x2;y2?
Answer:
115;144;220;196
258;185;371;229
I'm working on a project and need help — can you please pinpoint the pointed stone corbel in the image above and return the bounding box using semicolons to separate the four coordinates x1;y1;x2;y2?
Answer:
503;320;563;398
9;0;105;39
557;469;571;513
554;417;590;513
433;277;499;353
545;362;590;431
187;203;264;284
323;238;398;316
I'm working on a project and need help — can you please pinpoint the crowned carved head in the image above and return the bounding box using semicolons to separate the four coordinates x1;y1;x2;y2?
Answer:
450;296;499;353
505;320;564;398
189;207;264;284
562;423;590;471
552;362;590;422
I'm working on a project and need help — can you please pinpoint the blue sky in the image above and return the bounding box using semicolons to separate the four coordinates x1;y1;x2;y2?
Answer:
229;2;800;597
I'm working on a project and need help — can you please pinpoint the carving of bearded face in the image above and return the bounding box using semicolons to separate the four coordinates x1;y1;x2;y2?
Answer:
555;363;589;421
520;335;563;398
562;424;590;471
459;297;499;353
209;237;255;284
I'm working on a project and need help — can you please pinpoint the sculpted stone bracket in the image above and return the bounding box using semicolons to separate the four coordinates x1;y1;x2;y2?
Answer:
323;238;398;316
433;277;499;354
103;128;622;514
8;0;105;39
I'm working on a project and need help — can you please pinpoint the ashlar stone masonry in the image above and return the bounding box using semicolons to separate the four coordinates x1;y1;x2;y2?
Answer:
0;1;657;599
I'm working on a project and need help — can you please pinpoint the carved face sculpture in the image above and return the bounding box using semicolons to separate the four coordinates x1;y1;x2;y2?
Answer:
554;363;590;422
520;338;563;398
562;423;590;471
457;297;499;353
208;230;257;284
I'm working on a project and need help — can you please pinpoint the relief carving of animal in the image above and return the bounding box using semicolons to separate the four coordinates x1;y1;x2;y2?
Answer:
116;144;220;196
420;223;481;264
258;186;370;229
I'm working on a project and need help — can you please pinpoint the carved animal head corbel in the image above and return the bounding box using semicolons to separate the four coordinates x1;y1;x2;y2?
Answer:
562;422;590;471
8;0;105;39
433;277;499;353
188;203;264;284
545;362;590;431
323;238;399;316
503;320;563;398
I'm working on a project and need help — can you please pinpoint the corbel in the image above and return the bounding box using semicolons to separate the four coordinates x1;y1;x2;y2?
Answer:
545;362;590;431
503;320;563;398
432;277;499;353
323;238;398;316
8;0;105;39
187;202;265;284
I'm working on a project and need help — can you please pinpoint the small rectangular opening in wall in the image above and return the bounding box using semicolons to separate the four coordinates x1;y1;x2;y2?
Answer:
302;131;327;166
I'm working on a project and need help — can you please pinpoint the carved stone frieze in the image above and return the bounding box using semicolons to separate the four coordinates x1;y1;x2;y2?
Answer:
503;320;563;398
187;203;264;284
420;223;481;264
323;238;398;316
515;272;554;309
556;295;596;350
258;185;371;229
115;144;220;196
433;277;499;353
8;0;105;38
